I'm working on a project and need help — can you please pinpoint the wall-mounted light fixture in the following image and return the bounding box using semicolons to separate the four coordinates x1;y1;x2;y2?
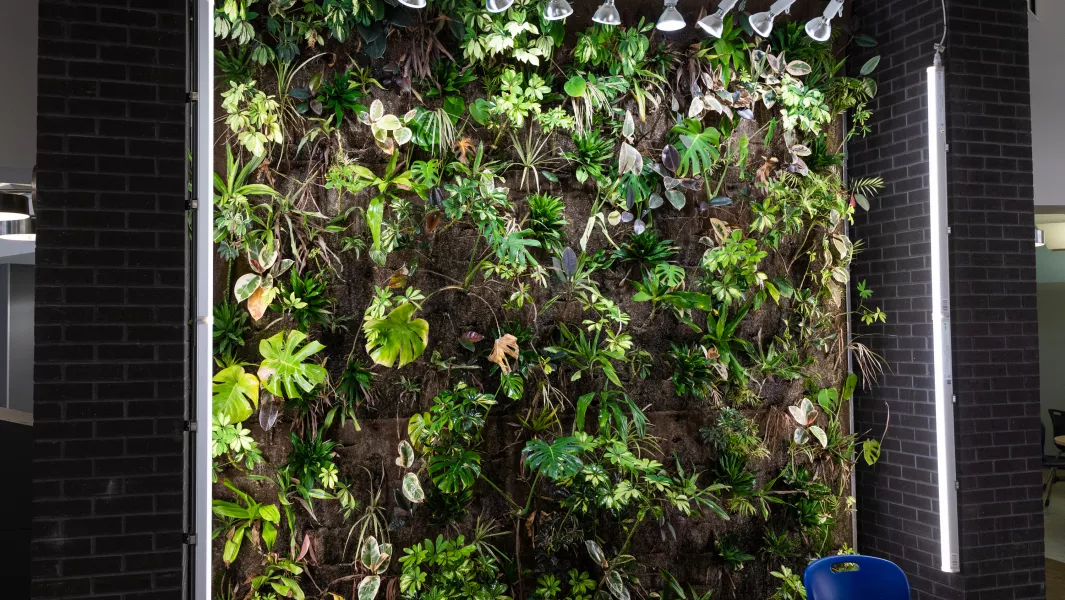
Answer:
928;53;961;575
0;217;34;242
805;0;843;42
696;0;738;38
0;193;31;222
749;0;797;37
397;0;426;8
1036;228;1046;247
656;0;686;31
486;0;514;13
593;0;621;25
543;0;574;20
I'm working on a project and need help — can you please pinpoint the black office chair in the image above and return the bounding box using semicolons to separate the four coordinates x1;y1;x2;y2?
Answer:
1043;423;1065;507
1049;409;1065;455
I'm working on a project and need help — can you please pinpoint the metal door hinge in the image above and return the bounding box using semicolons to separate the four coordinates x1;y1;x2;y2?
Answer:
185;420;198;433
184;533;198;546
186;91;199;103
186;198;199;210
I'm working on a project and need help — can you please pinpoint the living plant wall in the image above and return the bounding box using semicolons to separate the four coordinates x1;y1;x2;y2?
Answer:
210;1;888;598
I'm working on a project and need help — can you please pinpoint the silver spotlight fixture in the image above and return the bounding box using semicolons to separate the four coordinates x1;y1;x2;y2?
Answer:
0;218;35;242
805;0;843;42
696;0;738;38
397;0;426;7
543;0;573;20
749;0;796;38
0;192;31;222
593;0;621;25
486;0;513;13
656;0;685;31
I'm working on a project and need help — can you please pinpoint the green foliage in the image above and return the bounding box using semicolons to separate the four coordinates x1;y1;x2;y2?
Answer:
274;270;332;331
668;344;720;401
526;194;567;254
564;129;613;185
213;364;260;424
489;69;550;129
363;301;430;369
460;0;559;66
523;437;585;480
212;479;281;565
214;145;281;260
221;80;283;157
670;119;721;177
286;430;340;496
398;534;509;599
258;330;328;399
314;68;368;126
249;555;307;600
214;301;251;361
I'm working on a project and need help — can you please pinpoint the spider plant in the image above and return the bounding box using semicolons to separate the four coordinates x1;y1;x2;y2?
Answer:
509;128;564;192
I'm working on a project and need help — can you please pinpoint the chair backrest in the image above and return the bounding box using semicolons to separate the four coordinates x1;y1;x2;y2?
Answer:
1050;409;1065;438
804;555;910;600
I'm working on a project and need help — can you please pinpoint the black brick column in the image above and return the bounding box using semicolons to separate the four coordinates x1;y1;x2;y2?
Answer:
850;1;1043;599
32;2;190;598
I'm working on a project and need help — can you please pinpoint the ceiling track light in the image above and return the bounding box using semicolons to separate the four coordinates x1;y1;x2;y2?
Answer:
543;0;573;20
0;217;35;242
0;192;32;222
697;0;738;38
805;0;844;42
397;0;426;7
593;0;621;25
656;0;685;31
486;0;513;13
749;0;796;38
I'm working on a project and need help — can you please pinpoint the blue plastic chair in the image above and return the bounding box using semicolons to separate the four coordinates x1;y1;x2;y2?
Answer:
804;555;910;600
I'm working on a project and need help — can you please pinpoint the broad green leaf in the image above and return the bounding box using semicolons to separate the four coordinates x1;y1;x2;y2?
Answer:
258;330;327;399
606;570;630;600
396;440;415;468
809;425;828;448
358;576;381;600
860;55;881;76
258;503;281;524
364;303;429;368
263;520;277;550
402;472;425;503
564;75;587;98
523;437;584;480
862;439;881;465
586;540;607;568
212;365;260;423
234;273;261;303
367;196;385;259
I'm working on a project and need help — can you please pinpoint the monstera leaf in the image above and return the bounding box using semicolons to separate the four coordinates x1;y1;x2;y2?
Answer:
212;365;260;423
523;437;584;481
257;330;327;399
670;119;721;177
364;303;429;368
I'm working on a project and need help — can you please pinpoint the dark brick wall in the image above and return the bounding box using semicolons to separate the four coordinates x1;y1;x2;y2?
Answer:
944;1;1043;598
32;1;189;598
850;1;1043;599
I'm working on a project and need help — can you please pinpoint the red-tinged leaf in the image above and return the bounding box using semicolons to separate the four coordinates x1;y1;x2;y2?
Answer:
425;211;442;233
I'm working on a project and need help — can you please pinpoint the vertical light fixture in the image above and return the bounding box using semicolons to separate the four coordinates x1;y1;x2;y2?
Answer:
749;0;796;37
928;52;961;574
194;0;216;597
696;0;738;38
1036;228;1046;247
655;0;686;31
593;0;621;25
805;0;843;42
543;0;574;20
486;0;514;13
